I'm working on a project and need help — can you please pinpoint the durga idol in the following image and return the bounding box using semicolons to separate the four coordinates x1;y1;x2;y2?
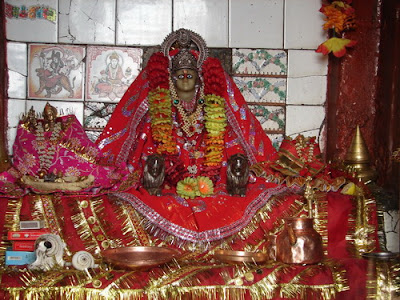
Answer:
97;29;289;244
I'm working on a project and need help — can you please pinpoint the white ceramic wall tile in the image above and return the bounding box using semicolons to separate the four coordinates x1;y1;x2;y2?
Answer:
288;50;328;77
86;46;142;102
28;44;85;101
116;0;172;46
287;76;327;105
8;70;27;99
284;0;326;49
384;210;399;252
5;0;58;43
7;127;18;156
7;99;26;129
26;100;84;125
58;0;116;44
7;42;27;75
285;105;325;137
7;99;26;128
174;0;228;47
229;0;284;48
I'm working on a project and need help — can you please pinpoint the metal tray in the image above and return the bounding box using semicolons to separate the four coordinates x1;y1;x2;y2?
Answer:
361;251;399;260
102;246;181;270
214;250;268;264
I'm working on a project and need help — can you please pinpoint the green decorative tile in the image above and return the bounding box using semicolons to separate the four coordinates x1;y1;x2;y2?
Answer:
232;49;287;75
248;104;285;132
234;77;286;103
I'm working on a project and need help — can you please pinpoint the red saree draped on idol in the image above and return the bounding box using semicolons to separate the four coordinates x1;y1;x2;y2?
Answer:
96;52;294;244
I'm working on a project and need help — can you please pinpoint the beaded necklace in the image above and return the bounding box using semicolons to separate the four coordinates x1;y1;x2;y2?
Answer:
169;76;205;137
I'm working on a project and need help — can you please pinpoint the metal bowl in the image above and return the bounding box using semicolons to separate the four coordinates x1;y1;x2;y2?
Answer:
361;251;399;261
214;250;268;264
102;246;181;270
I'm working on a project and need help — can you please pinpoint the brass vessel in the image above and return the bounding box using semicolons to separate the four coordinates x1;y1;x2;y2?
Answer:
344;125;377;182
214;250;268;264
276;218;324;264
102;246;180;270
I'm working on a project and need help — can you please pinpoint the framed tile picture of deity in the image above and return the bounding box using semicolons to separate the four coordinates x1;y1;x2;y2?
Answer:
86;46;142;103
28;44;85;100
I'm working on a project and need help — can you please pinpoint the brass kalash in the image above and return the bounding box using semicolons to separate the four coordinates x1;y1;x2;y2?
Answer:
276;178;324;264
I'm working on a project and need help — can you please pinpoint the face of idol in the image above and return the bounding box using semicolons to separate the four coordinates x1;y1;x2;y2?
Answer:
174;69;198;94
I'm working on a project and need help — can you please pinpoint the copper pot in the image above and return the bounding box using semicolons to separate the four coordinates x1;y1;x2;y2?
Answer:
276;218;323;264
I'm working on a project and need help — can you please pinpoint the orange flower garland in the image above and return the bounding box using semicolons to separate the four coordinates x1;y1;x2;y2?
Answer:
148;88;177;155
147;53;228;198
321;1;355;34
204;94;227;167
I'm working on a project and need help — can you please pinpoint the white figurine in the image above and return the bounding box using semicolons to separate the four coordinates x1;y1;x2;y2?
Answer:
29;234;66;271
71;251;98;270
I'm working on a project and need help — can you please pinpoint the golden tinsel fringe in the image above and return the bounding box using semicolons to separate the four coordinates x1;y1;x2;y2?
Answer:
346;185;378;257
313;192;329;255
90;197;123;249
71;198;103;256
70;197;123;256
109;196;152;247
1;260;349;300
0;198;23;264
30;195;72;256
237;191;305;241
366;260;400;300
3;286;143;300
112;189;305;252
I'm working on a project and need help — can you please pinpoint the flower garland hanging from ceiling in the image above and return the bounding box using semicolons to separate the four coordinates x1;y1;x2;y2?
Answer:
316;0;357;57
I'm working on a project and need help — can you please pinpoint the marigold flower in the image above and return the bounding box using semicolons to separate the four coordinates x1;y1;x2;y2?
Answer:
197;176;214;197
316;37;356;57
320;1;356;34
176;177;199;199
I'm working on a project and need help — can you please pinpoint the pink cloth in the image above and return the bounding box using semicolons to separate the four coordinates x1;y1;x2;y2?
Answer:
11;115;126;194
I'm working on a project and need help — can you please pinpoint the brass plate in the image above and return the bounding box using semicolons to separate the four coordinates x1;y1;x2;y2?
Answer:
102;246;181;270
362;252;399;261
214;250;268;264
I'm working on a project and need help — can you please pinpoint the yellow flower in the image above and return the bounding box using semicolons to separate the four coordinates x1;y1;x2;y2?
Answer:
316;37;356;57
341;182;357;195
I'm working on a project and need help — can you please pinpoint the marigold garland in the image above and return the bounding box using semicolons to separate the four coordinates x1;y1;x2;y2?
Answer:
204;94;227;167
316;0;356;57
148;88;177;155
147;53;228;197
